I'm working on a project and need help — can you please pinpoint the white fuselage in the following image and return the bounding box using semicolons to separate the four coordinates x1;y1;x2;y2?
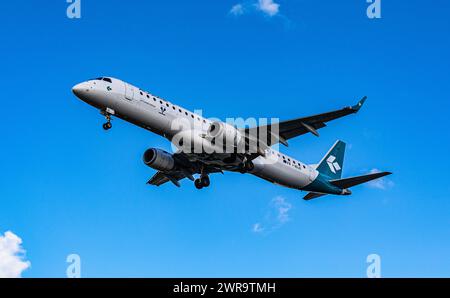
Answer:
72;77;319;190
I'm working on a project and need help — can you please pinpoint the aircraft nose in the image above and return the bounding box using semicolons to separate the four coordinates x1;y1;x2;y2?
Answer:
72;82;89;98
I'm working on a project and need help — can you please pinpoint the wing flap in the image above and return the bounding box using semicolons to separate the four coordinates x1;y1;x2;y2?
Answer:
147;171;170;186
147;171;188;187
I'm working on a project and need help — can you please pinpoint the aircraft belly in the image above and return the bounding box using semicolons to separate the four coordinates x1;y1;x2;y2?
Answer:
252;157;310;189
113;99;170;134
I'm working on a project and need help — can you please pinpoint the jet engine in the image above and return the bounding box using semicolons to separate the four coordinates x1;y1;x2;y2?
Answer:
207;121;243;149
143;148;176;171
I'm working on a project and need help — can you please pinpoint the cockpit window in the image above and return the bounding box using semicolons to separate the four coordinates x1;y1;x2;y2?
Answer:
89;77;112;83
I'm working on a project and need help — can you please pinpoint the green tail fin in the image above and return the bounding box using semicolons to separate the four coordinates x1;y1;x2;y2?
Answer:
315;140;346;179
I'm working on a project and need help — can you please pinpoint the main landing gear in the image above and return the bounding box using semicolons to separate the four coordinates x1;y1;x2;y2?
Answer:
195;166;210;190
102;113;112;131
194;175;210;190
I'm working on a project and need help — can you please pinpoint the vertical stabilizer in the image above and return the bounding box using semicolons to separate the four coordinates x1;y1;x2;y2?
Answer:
315;140;346;180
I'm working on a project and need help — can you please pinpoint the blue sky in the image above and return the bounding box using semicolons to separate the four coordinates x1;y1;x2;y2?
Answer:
0;0;449;277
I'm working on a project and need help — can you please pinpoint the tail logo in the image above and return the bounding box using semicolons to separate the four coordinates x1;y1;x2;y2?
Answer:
327;155;341;174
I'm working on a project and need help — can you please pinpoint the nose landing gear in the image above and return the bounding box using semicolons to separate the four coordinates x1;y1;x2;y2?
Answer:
103;122;112;130
102;113;112;131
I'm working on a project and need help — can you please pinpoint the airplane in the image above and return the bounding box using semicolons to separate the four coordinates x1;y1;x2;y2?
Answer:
72;77;391;200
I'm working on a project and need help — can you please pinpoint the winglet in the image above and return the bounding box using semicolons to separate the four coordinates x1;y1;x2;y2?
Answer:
352;96;367;112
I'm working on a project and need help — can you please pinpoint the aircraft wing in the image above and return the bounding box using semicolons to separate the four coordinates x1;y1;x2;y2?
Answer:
146;152;224;187
243;97;366;147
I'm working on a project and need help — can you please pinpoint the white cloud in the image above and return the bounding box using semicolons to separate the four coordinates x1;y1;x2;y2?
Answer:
272;196;291;223
256;0;280;17
252;223;264;233
252;196;292;234
0;231;31;278
230;4;244;16
229;0;280;17
366;169;394;190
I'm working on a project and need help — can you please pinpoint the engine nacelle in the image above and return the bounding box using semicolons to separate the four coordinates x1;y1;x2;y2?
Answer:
143;148;176;171
207;121;243;149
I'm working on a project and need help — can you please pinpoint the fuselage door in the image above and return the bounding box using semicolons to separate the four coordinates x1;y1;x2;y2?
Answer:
124;83;134;100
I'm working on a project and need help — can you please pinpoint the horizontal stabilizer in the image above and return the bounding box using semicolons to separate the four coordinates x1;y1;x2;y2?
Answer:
303;192;327;200
330;172;392;189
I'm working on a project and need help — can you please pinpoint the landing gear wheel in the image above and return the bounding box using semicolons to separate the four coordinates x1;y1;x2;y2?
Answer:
201;175;210;187
103;122;112;130
194;179;203;189
102;112;112;131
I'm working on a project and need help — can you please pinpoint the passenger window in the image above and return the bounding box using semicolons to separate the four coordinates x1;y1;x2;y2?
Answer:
172;106;176;110
185;112;188;116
